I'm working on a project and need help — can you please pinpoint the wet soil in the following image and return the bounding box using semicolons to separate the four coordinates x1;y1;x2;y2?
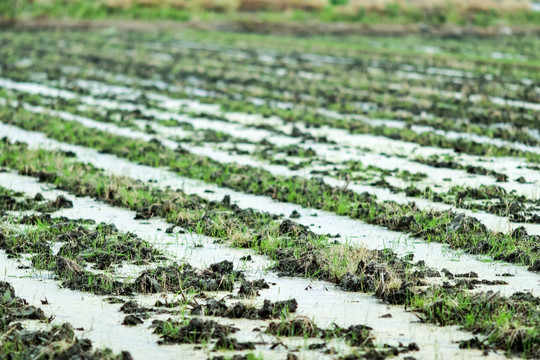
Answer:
1;26;539;359
0;281;131;359
151;318;239;345
191;298;297;319
133;260;243;294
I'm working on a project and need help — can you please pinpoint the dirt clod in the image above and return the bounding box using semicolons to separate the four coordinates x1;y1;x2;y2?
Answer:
122;315;144;326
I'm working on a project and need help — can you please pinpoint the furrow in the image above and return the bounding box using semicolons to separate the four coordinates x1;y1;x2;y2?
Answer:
2;94;539;235
0;171;502;360
1;122;539;294
1;76;538;200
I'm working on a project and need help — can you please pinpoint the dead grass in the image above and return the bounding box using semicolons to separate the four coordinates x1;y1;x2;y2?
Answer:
318;245;403;294
320;245;371;278
346;0;404;13
87;0;328;12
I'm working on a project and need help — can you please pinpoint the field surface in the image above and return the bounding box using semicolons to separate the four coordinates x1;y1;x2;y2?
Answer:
0;24;539;360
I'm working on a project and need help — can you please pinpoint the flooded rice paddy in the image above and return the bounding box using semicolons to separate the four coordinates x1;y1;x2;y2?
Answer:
0;27;539;359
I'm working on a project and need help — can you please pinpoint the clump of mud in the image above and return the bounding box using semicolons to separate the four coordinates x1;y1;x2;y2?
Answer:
274;244;421;305
0;186;37;212
0;229;51;258
237;279;270;297
418;289;540;356
133;260;244;293
267;317;419;357
0;186;74;213
33;254;130;295
213;336;256;351
267;317;374;347
54;224;162;269
192;298;297;319
151;318;241;345
38;195;74;212
0;281;47;327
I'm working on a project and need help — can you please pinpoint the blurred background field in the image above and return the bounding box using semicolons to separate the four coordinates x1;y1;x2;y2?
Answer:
2;0;539;27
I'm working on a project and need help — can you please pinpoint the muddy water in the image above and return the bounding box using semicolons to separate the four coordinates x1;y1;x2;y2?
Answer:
297;142;540;196
3;81;536;228
1;124;539;298
0;253;207;360
59;61;537;119
12;98;540;236
0;78;78;99
58;63;512;122
3;76;538;194
1;252;359;360
11;77;299;148
409;125;540;155
183;141;539;239
287;121;540;184
0;171;270;276
152;39;536;89
56;64;537;136
1;34;537;359
57;78;540;187
2;77;539;261
0;172;506;360
41;100;540;235
62;75;540;149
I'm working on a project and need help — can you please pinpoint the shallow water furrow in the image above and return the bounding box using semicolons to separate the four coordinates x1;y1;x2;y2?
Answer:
3;35;539;138
0;171;507;360
3;93;538;236
8;56;535;148
1;122;539;295
26;50;540;115
0;253;201;360
61;72;540;154
33;31;539;84
1;75;538;198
